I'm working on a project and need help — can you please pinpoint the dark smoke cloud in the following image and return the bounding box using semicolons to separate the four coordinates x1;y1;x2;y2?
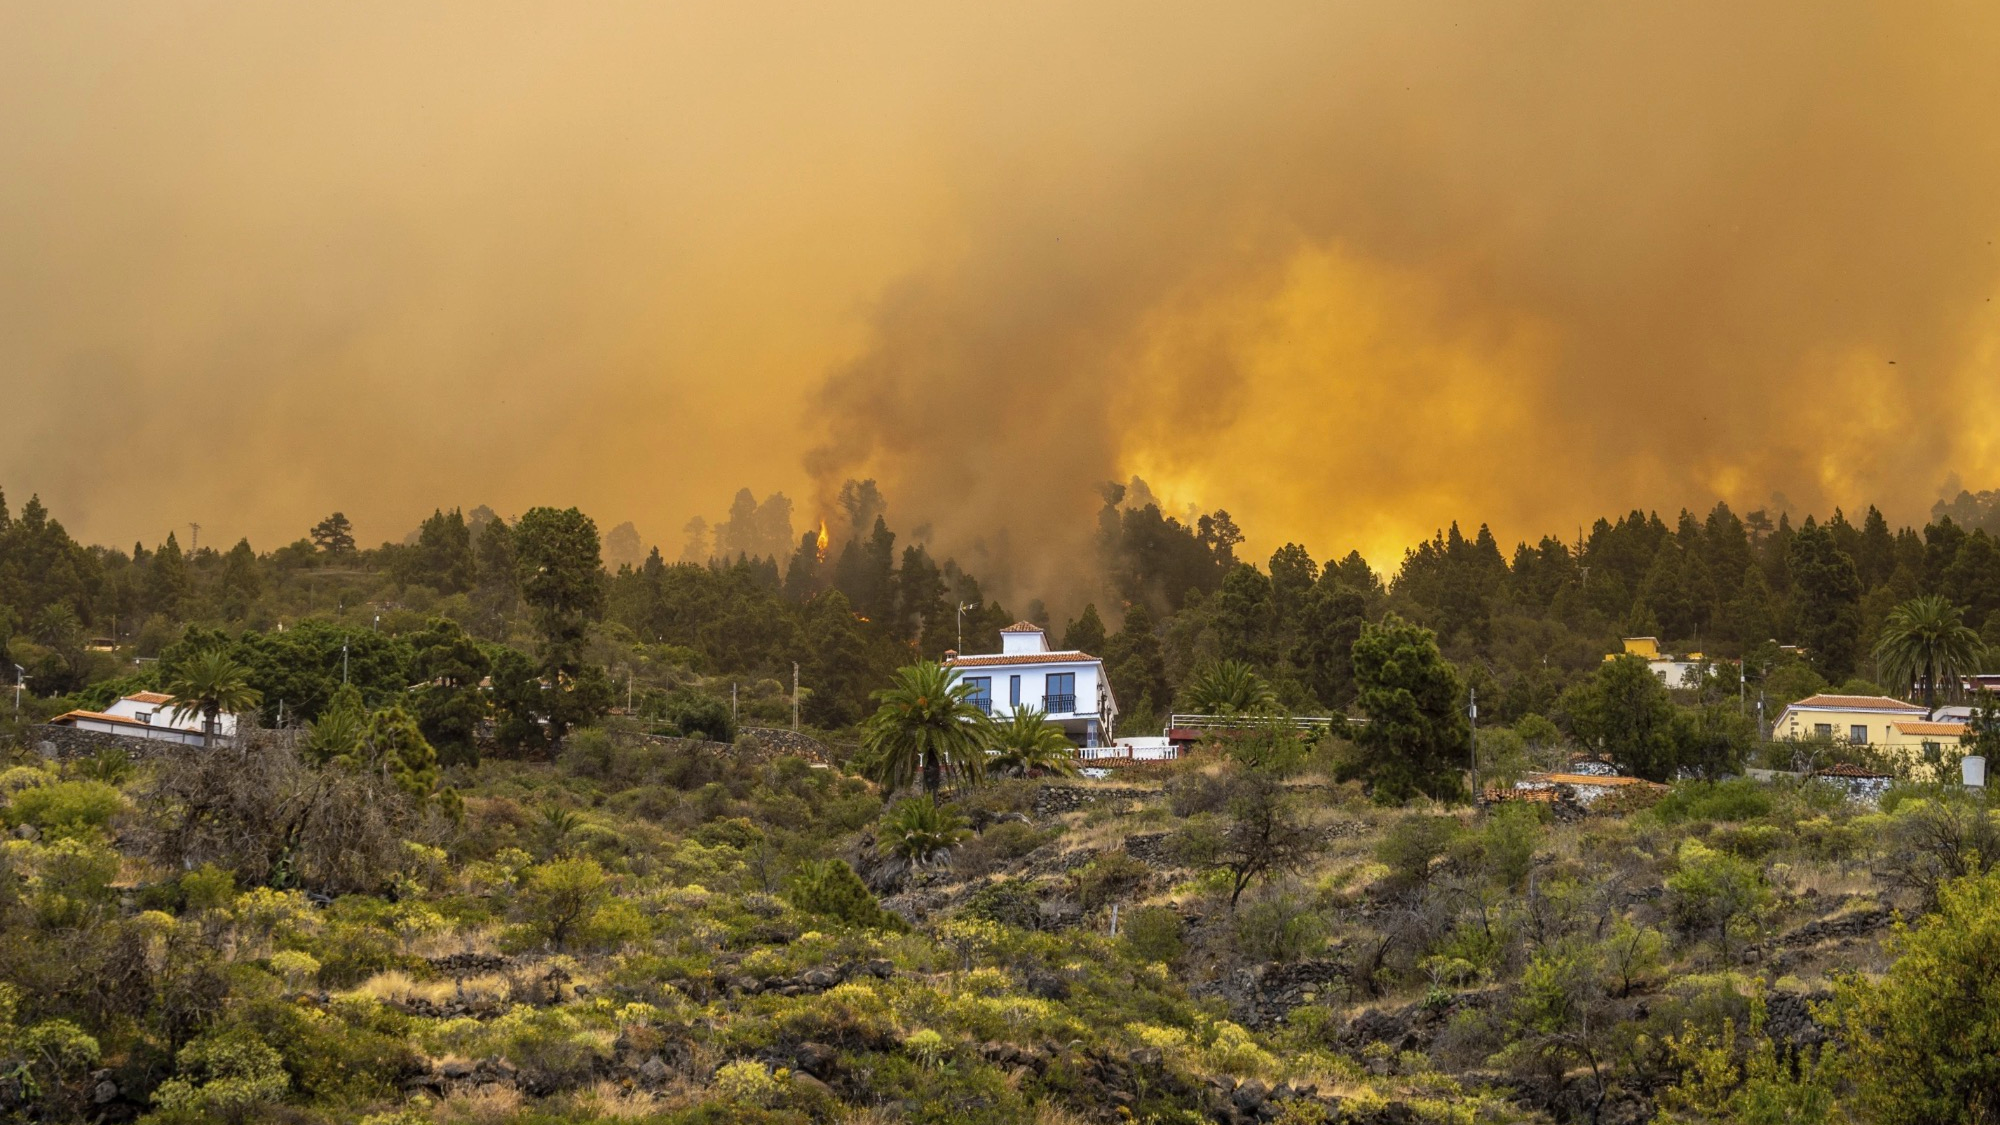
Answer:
3;3;1998;608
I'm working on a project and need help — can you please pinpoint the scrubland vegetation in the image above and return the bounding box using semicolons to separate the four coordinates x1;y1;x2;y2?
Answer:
6;481;2000;1122
2;721;1998;1124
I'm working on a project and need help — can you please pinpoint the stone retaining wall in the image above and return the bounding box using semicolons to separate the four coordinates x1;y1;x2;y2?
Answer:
1032;785;1158;817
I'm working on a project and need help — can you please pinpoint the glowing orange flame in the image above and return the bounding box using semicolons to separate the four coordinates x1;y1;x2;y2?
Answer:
815;519;829;562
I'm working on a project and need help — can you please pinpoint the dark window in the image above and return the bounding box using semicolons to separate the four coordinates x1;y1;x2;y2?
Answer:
965;677;992;711
1815;723;1834;738
1010;675;1021;708
1850;724;1868;745
1045;672;1076;714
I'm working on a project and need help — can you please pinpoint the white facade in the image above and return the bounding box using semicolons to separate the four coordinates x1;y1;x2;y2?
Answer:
1080;735;1179;762
51;691;239;746
1648;659;1706;690
948;623;1117;746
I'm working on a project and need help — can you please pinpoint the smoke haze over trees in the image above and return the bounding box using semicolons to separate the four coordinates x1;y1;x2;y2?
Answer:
7;4;2000;598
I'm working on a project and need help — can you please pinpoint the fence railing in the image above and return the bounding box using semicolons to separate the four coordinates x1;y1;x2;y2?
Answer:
1164;713;1346;734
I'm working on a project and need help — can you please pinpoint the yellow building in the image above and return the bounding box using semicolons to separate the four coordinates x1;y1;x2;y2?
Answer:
1881;720;1968;754
1611;637;1663;660
1770;694;1928;747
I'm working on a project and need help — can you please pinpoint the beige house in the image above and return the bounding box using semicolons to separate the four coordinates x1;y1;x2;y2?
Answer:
1881;719;1968;754
1770;694;1927;747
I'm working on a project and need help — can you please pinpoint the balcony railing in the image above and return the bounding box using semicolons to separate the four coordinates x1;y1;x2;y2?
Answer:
968;698;992;714
1044;693;1077;714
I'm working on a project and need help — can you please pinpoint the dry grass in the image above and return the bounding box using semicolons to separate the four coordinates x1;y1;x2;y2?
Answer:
347;969;513;1007
411;922;505;960
571;1082;666;1119
1784;862;1877;900
431;1084;525;1123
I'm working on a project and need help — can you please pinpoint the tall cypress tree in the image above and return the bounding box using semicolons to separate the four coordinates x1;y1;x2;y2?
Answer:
1789;519;1864;681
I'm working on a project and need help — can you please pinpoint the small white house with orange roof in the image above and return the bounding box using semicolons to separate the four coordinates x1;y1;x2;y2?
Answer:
49;690;238;747
944;622;1117;747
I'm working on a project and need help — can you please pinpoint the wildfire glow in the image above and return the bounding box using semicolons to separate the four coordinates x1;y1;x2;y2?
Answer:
815;520;829;562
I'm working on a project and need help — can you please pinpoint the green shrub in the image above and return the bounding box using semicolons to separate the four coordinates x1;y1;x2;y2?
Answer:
1122;906;1185;965
1377;815;1464;889
788;859;905;931
1235;890;1325;963
151;1027;291;1120
1472;802;1544;889
1665;839;1768;951
1838;865;2000;1123
1652;778;1773;824
878;796;969;867
7;779;123;841
1070;851;1150;910
180;863;237;913
963;880;1047;930
522;857;609;949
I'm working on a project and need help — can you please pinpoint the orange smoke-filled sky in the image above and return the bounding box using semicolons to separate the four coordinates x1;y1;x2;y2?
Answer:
4;2;2000;594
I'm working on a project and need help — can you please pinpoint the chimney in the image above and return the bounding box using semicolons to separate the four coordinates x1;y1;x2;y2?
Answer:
942;650;958;664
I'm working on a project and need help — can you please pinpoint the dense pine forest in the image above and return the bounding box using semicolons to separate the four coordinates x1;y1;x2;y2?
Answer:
2;480;1999;1124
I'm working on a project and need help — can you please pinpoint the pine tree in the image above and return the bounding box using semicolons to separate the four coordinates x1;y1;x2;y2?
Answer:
1062;603;1107;654
148;533;192;622
1789;519;1864;681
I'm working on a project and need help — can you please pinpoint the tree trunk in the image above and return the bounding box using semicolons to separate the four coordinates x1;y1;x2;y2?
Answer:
204;709;218;749
922;750;941;795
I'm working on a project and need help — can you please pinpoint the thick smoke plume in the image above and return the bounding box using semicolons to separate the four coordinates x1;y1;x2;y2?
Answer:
4;3;1999;608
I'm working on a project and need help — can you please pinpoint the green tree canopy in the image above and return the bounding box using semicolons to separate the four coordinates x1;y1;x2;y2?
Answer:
859;661;993;796
1351;614;1470;801
163;647;263;747
1873;594;1985;709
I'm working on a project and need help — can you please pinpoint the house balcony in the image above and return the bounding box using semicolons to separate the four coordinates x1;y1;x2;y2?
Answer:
1044;694;1076;715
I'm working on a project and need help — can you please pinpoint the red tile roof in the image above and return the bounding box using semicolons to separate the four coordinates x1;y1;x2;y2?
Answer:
1817;762;1894;779
51;709;155;729
1892;721;1967;737
126;691;174;705
999;621;1045;633
1788;694;1926;712
1522;772;1665;788
948;651;1098;667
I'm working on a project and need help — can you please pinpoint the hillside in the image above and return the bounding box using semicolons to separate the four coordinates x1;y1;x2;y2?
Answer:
1;721;1993;1124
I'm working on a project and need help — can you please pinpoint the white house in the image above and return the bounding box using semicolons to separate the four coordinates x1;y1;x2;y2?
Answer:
50;690;239;747
946;622;1117;747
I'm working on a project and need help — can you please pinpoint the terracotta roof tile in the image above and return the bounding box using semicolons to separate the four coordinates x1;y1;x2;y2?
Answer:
999;621;1045;633
1522;772;1665;788
948;651;1098;667
1818;762;1894;778
1892;720;1968;736
126;691;175;705
51;709;155;729
1788;694;1927;712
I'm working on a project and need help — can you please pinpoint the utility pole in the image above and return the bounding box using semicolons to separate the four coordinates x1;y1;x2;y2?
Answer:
12;665;26;720
791;663;800;731
956;601;976;653
342;639;350;685
1468;686;1479;804
731;682;739;724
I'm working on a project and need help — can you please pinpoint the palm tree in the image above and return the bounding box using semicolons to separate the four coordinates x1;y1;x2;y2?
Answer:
1873;594;1985;710
989;707;1078;777
1181;659;1277;715
163;648;263;748
860;661;994;796
876;796;969;867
